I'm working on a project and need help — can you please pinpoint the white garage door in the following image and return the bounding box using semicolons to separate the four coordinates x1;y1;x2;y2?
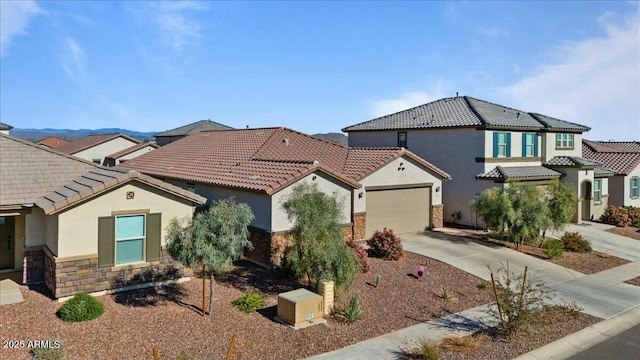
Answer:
365;187;431;238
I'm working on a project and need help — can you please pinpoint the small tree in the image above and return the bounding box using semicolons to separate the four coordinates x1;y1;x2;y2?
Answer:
471;183;549;248
282;183;358;291
166;198;254;316
542;180;578;238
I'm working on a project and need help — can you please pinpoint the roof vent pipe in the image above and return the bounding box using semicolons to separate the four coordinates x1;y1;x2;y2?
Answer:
284;138;290;145
313;160;319;165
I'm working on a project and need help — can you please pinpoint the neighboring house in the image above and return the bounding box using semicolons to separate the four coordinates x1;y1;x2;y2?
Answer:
36;136;70;149
0;122;12;135
0;134;206;299
583;140;640;208
343;95;613;226
104;141;159;167
55;133;140;165
121;127;450;267
154;119;234;146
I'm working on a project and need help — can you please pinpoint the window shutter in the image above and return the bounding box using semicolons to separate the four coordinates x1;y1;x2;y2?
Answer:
534;135;539;157
506;133;511;158
493;132;499;157
146;213;161;262
521;133;526;157
98;216;115;268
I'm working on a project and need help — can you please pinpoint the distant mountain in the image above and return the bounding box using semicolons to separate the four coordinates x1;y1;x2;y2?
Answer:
313;132;347;145
9;128;159;142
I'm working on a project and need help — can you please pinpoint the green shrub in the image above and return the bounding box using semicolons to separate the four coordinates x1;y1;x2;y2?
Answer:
32;344;64;360
333;293;364;323
366;228;403;260
438;288;456;302
542;239;564;259
477;280;490;290
231;292;266;313
561;232;592;253
58;293;104;322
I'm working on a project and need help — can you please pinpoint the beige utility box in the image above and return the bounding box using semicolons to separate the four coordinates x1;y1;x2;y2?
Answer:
277;288;324;328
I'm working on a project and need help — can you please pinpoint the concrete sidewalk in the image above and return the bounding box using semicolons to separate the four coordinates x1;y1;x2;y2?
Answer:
307;226;640;360
0;279;24;305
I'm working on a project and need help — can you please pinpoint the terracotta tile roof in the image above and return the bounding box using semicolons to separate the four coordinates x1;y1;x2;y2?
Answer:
55;133;140;155
0;134;98;207
106;142;159;160
155;120;234;137
344;148;451;180
599;141;640;153
35;168;205;215
36;136;70;149
121;127;450;194
582;139;640;175
476;166;562;181
342;96;590;133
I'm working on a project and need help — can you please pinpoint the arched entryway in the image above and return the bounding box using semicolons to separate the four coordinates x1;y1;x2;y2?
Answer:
581;181;592;221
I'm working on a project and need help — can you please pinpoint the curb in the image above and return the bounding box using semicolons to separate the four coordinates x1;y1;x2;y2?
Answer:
512;304;640;360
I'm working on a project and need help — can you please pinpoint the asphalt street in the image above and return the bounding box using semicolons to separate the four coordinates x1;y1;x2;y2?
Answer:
566;324;640;360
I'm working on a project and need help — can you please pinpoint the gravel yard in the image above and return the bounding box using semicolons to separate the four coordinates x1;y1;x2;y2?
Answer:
1;252;494;360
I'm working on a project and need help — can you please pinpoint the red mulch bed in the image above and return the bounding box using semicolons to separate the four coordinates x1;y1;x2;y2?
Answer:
625;276;640;286
0;252;494;360
607;226;640;241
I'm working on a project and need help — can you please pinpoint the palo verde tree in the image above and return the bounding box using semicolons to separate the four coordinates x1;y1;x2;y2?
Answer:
166;198;254;316
542;179;578;238
471;182;549;248
282;182;358;291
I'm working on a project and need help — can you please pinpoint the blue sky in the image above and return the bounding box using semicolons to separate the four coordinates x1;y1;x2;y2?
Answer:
1;1;638;141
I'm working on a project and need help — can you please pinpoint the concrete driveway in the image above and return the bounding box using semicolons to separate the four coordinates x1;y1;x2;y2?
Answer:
401;228;640;319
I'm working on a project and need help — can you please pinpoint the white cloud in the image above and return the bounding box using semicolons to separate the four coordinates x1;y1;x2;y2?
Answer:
498;8;640;141
147;1;209;51
370;90;445;118
0;0;42;57
60;38;86;82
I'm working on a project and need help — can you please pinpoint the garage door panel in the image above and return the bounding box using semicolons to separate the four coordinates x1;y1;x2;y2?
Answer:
366;187;430;238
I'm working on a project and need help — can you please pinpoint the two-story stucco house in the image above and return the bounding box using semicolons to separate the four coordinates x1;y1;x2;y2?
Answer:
344;96;613;227
583;140;640;208
121;127;450;266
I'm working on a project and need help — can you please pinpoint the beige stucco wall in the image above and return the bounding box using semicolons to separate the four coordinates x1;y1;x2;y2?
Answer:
354;155;443;213
73;137;138;164
188;183;273;231
117;146;156;164
541;133;583;160
56;182;195;258
271;172;352;232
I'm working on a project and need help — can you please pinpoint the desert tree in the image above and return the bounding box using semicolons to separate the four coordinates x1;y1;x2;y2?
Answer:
542;179;578;238
282;182;358;291
166;198;254;316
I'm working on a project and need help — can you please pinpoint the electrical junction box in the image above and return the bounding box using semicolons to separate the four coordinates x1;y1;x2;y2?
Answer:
276;288;324;329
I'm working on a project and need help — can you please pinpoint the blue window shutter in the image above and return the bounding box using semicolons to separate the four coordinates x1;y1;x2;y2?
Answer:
521;133;526;157
534;134;539;157
506;133;511;158
493;132;499;157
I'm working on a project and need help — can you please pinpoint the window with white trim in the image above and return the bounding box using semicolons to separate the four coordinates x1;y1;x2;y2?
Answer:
631;177;639;199
594;179;602;204
522;133;537;157
555;134;574;149
115;214;145;264
494;132;510;157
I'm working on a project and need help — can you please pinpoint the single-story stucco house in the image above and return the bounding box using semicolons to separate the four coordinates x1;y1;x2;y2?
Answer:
0;133;206;299
55;133;141;165
103;141;159;167
121;127;450;267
